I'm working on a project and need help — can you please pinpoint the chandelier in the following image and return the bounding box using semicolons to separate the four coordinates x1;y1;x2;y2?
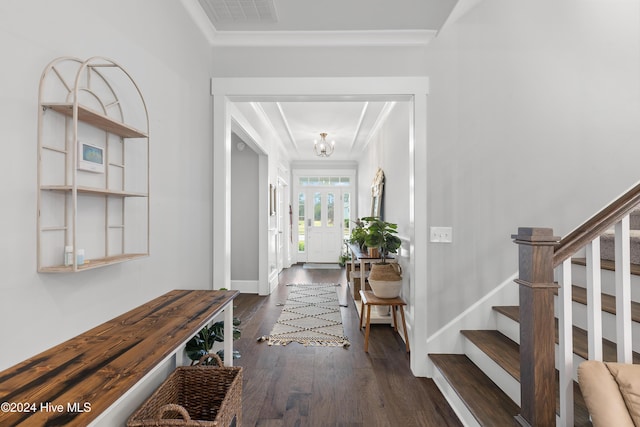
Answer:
314;132;335;157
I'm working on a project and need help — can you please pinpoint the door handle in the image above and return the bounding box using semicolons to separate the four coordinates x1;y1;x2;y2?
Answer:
307;219;311;227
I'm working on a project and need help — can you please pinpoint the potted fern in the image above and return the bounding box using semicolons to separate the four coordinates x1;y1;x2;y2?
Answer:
362;217;403;298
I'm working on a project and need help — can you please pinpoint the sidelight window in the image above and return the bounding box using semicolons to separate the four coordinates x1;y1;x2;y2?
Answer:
298;192;305;252
327;193;335;227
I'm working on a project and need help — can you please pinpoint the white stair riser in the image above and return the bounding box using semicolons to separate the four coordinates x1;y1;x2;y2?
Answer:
463;336;521;406
495;311;585;382
570;263;640;301
432;367;481;427
496;314;519;344
553;299;640;353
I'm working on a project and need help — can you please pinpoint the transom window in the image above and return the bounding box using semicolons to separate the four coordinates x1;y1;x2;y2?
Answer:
299;176;350;186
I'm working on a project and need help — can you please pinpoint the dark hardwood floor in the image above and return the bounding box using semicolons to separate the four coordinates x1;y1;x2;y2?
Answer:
231;264;462;427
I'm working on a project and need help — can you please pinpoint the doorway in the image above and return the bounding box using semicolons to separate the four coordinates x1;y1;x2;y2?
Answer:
211;76;429;375
293;171;354;264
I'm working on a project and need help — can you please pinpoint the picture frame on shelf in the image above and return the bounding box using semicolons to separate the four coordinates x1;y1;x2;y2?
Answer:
77;141;105;173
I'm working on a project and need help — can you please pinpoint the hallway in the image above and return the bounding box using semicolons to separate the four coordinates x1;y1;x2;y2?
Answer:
232;265;462;426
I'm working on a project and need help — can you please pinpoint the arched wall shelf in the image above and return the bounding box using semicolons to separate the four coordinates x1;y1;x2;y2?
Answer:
37;56;149;272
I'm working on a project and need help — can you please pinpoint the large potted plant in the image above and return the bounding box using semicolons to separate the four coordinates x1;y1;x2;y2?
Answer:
362;216;403;299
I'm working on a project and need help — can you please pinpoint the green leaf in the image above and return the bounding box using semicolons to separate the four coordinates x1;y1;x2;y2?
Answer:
184;318;242;360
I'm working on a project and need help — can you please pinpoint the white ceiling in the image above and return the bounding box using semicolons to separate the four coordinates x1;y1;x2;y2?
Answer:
185;0;464;162
252;100;394;162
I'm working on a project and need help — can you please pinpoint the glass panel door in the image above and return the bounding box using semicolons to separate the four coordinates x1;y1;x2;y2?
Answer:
306;189;343;263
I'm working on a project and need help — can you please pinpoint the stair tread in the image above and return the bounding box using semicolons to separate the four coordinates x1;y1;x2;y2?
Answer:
460;329;591;425
493;305;640;363
572;257;640;275
429;354;520;426
562;285;640;323
461;330;520;380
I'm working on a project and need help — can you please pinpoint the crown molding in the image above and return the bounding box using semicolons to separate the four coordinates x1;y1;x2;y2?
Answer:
209;29;436;47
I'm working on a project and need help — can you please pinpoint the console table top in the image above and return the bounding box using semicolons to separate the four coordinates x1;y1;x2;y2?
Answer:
0;289;238;426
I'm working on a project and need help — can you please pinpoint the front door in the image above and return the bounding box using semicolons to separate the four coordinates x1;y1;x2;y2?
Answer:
306;189;342;263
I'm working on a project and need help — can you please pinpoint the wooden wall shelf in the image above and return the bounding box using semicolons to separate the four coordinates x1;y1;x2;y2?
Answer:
38;253;149;273
37;57;149;272
42;103;148;138
41;185;147;197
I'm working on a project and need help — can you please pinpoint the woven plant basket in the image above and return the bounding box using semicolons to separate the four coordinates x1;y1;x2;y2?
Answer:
369;263;402;281
369;263;403;299
127;354;242;427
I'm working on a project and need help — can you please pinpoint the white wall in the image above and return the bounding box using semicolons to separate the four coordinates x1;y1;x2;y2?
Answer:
358;102;411;230
211;46;429;77
424;0;640;335
0;0;214;370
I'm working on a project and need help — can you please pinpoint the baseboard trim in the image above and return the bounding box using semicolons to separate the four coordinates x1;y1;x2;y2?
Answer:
231;280;259;293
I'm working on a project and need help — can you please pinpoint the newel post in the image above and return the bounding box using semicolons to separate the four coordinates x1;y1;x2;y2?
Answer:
512;227;560;427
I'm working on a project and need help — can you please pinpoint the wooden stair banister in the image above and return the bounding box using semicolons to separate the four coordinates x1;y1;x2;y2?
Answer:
512;228;560;427
553;180;640;267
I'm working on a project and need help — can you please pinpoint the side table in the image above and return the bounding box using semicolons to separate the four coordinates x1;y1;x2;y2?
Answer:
359;290;410;353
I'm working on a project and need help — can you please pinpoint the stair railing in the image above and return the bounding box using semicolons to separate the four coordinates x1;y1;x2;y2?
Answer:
513;181;640;427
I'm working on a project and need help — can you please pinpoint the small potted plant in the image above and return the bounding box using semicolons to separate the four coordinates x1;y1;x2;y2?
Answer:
338;252;350;267
185;318;241;364
348;218;368;250
361;216;403;298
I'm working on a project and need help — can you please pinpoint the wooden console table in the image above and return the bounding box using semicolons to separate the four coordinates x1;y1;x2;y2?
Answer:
347;243;393;301
0;289;238;426
347;243;397;325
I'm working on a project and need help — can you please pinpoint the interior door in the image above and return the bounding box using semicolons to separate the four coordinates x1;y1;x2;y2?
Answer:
276;180;286;272
306;189;342;263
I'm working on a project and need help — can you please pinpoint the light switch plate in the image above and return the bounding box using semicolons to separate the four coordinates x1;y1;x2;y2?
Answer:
430;226;453;243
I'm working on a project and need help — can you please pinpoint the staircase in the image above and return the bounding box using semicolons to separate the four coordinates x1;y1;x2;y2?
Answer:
429;190;640;426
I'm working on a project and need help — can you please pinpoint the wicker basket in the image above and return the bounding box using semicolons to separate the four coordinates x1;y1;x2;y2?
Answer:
128;354;242;427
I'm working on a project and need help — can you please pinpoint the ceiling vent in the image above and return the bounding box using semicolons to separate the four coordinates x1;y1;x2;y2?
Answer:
198;0;278;23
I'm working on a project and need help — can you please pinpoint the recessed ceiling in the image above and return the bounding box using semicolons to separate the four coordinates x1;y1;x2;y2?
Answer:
276;100;386;161
233;99;406;162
